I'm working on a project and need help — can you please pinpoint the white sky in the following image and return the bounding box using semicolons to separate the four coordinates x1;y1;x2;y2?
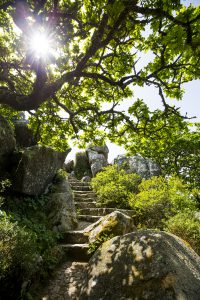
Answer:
67;0;200;162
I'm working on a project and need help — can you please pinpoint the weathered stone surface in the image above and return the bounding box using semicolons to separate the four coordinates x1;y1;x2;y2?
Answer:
114;154;160;178
194;211;200;221
84;211;136;243
12;145;69;195
14;122;36;148
0;115;16;155
87;150;107;177
38;261;88;300
87;145;109;160
81;230;200;299
81;176;91;182
64;160;74;173
47;178;78;232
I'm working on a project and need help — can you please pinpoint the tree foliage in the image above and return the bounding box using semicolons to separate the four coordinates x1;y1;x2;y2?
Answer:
0;0;199;147
121;107;200;187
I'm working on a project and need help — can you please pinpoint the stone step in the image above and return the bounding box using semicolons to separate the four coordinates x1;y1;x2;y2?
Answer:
78;215;101;222
60;230;89;244
61;244;90;262
70;182;91;187
72;186;92;191
74;197;96;202
68;179;79;184
73;190;95;195
76;220;93;231
75;201;97;209
79;208;135;217
73;192;96;199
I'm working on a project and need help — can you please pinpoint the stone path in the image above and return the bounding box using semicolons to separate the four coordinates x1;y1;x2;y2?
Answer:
38;177;134;299
37;178;94;300
39;261;87;300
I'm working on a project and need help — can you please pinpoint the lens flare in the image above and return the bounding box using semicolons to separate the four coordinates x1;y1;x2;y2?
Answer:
30;32;51;58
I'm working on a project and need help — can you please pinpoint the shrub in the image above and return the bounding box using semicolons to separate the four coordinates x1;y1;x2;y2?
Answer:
165;211;200;256
54;169;68;182
91;165;141;209
129;176;198;228
0;212;38;298
1;195;62;299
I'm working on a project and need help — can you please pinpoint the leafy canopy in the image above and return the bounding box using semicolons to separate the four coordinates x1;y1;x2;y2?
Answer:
0;0;199;148
121;109;200;188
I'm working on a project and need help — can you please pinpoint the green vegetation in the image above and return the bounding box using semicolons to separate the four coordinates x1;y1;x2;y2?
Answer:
0;0;200;295
129;176;198;228
0;193;63;299
0;212;38;299
74;152;91;180
92;166;199;229
123;118;200;189
92;164;200;255
165;212;200;256
88;232;115;255
91;165;141;208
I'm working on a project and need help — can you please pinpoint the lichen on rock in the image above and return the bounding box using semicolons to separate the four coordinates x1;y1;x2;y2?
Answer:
80;230;200;299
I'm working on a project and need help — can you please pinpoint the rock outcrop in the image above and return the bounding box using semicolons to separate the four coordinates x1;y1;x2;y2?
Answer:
81;176;91;182
84;211;136;244
87;145;109;160
80;230;200;299
12;145;69;195
47;177;78;232
86;145;109;177
114;154;160;178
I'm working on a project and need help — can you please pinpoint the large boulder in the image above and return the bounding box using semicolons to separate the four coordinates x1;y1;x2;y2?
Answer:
84;211;136;244
87;145;109;160
47;178;78;232
81;175;91;182
80;230;200;299
0;115;16;155
87;150;107;177
12;145;70;195
114;154;160;178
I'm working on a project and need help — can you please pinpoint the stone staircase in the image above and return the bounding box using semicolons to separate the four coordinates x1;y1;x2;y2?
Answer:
60;177;135;262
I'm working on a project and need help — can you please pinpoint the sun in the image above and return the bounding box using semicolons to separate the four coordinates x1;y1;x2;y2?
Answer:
29;31;51;59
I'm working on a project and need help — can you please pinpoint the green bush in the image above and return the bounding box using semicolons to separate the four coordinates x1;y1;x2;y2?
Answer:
1;195;62;299
165;211;200;256
91;165;141;208
129;176;198;228
0;212;38;298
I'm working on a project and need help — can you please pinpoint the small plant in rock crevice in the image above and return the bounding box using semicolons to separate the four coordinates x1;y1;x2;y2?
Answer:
88;232;115;255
